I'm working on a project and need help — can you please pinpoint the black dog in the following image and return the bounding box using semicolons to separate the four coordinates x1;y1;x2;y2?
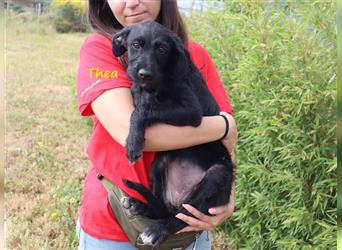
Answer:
112;21;234;246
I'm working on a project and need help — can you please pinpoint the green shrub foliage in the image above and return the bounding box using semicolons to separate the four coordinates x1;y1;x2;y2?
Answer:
187;1;336;249
50;2;88;33
11;4;25;14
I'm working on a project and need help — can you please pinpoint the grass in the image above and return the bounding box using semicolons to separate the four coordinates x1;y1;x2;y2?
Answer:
5;13;232;249
5;13;90;249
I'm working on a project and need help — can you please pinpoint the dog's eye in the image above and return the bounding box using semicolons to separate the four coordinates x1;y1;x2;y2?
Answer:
132;42;141;50
157;46;168;54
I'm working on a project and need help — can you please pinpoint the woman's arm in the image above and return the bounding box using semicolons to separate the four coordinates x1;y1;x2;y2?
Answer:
91;87;237;151
220;111;238;161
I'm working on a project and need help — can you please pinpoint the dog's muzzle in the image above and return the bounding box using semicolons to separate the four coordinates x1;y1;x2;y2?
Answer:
138;68;152;80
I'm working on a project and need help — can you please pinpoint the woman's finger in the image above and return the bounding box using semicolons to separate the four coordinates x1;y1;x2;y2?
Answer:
208;204;229;215
175;213;210;230
182;204;211;223
175;226;200;234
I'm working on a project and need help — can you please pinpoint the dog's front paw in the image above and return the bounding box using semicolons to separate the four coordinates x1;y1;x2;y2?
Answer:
126;133;144;164
126;145;142;164
139;224;169;246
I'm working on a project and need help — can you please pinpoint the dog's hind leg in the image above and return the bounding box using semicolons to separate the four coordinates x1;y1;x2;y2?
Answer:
120;196;163;219
139;216;188;246
139;164;233;246
182;163;233;213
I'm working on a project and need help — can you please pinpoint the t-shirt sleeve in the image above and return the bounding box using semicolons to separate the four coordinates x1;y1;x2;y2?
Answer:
191;42;234;115
76;34;131;116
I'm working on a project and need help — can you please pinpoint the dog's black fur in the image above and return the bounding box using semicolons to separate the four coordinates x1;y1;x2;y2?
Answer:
112;21;234;246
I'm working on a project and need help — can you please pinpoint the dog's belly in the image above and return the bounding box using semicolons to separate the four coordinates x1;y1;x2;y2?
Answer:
165;159;206;208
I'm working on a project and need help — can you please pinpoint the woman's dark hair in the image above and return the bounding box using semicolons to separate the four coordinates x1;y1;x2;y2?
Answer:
87;0;188;45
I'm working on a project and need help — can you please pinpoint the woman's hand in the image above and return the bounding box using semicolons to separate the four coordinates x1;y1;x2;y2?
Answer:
175;112;237;234
220;111;238;162
175;183;236;233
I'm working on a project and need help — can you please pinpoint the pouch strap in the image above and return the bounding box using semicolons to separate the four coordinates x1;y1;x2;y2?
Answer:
97;173;117;194
96;172;200;250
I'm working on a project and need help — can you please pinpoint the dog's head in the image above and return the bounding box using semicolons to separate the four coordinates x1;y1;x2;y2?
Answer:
112;21;190;92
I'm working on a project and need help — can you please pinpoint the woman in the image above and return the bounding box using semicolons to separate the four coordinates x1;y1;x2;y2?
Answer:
76;0;238;249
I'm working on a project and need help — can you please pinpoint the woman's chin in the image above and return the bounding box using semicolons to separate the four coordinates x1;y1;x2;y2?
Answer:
125;16;154;26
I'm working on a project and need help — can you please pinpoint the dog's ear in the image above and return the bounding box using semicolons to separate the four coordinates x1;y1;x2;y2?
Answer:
171;34;191;76
112;27;131;57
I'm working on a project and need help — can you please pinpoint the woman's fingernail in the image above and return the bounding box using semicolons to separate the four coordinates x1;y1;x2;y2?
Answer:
209;208;215;214
176;214;181;219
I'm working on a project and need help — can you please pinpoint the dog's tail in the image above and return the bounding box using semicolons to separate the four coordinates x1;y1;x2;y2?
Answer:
123;179;167;212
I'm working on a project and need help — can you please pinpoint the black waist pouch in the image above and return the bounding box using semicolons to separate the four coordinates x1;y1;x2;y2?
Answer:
100;176;200;250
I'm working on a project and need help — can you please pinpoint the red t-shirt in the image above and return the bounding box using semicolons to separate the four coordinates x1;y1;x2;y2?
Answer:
76;33;233;241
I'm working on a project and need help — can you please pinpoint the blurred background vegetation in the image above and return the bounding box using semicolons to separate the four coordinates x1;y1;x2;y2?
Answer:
337;0;341;248
5;0;337;249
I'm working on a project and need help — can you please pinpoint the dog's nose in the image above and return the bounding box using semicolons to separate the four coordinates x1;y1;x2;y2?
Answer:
138;69;152;79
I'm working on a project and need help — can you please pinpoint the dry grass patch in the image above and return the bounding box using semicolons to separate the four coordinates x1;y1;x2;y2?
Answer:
5;15;89;249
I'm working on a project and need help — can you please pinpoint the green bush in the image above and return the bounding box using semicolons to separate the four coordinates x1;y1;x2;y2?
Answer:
11;4;24;14
49;2;88;33
54;17;73;33
187;1;336;249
